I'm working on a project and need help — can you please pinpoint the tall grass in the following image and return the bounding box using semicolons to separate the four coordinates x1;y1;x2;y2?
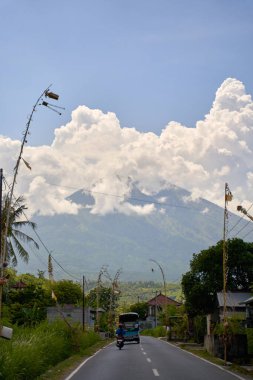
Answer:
0;320;100;380
141;326;166;337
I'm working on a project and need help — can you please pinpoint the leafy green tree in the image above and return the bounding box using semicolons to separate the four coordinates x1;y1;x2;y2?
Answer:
181;238;253;316
1;195;39;266
87;286;119;312
7;276;50;326
158;305;189;340
129;301;148;319
52;279;83;305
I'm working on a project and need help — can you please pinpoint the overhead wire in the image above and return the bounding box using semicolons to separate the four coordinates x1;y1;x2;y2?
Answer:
46;181;209;212
46;180;253;244
242;228;253;240
228;202;253;239
5;174;253;284
232;220;252;238
3;176;81;282
44;180;237;229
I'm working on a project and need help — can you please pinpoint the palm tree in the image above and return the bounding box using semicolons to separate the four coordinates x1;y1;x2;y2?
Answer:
1;195;39;266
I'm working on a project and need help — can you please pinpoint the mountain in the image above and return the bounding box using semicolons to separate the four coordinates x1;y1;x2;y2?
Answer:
17;185;245;282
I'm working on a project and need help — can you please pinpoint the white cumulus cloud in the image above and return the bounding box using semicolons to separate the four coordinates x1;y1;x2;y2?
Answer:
1;77;253;216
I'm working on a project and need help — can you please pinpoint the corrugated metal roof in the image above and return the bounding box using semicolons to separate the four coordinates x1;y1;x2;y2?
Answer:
241;296;253;305
217;292;252;308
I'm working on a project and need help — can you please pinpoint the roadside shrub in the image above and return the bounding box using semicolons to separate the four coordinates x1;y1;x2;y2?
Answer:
193;315;206;343
141;326;166;337
213;317;246;335
0;320;101;380
79;329;101;352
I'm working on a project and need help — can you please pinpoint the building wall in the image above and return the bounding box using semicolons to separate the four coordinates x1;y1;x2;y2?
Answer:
47;305;94;327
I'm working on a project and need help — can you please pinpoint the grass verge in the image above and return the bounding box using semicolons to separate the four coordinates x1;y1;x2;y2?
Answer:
38;339;114;380
179;344;253;378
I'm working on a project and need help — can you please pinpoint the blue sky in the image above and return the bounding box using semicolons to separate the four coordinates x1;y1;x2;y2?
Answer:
1;0;253;146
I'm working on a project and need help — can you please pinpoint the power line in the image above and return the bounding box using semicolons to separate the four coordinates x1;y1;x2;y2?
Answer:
228;203;253;235
46;181;209;212
3;177;81;282
242;228;253;240
232;219;252;238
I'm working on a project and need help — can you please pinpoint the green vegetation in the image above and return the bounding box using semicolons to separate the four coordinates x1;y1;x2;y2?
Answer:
118;281;182;310
129;301;148;319
37;340;112;380
213;317;246;335
141;326;166;337
2;272;85;327
181;238;253;316
0;320;100;380
1;195;39;265
87;285;119;312
53;279;83;305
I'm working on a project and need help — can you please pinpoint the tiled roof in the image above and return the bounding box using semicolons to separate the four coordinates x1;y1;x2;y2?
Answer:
147;293;181;306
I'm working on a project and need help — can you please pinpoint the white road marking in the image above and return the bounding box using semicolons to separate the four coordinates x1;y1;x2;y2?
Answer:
164;340;247;380
143;351;147;355
65;342;114;380
147;358;151;363
152;368;160;376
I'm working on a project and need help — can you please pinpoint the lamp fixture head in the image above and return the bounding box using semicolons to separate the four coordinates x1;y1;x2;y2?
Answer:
45;90;59;100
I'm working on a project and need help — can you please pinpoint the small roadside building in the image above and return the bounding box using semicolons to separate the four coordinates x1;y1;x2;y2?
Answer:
146;292;182;328
205;291;252;358
207;291;252;335
47;305;104;328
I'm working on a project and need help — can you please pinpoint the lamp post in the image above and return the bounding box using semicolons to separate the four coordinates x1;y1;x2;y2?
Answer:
150;259;168;332
2;86;61;267
82;275;89;332
0;86;62;335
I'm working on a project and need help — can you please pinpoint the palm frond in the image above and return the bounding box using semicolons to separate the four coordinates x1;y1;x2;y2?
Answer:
12;229;39;249
2;194;39;266
11;235;29;264
7;240;17;266
13;220;37;230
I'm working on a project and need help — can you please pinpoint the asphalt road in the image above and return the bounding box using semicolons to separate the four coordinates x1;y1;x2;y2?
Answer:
65;336;248;380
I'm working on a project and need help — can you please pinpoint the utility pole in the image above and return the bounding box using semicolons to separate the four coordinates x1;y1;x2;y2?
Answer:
107;269;121;333
223;183;233;365
95;266;106;332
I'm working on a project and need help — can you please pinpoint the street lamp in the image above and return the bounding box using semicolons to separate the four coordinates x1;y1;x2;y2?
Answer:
82;275;89;332
150;259;168;332
0;86;62;336
2;85;62;266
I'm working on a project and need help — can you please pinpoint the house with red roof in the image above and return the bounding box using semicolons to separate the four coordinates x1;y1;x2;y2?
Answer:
146;292;182;328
